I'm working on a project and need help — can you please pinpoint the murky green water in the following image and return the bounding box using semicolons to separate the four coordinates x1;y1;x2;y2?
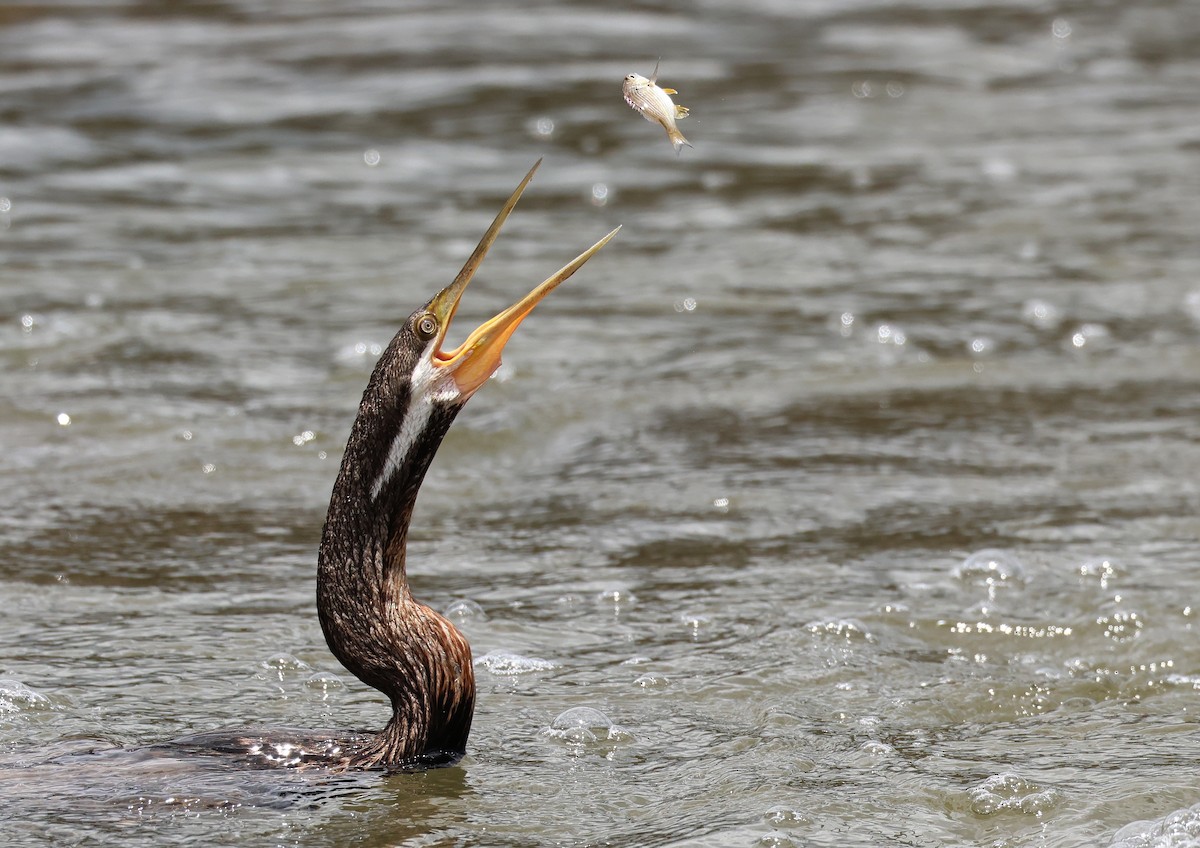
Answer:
3;1;1200;845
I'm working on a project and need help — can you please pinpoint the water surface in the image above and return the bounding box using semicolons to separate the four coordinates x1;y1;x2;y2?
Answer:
3;1;1200;845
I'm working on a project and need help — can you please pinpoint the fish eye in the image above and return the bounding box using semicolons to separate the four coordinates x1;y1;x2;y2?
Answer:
415;313;438;340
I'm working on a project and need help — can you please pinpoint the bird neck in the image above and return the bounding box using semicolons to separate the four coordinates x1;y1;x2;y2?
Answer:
316;376;475;770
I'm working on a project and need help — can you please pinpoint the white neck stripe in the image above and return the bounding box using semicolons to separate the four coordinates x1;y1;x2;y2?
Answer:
369;350;462;502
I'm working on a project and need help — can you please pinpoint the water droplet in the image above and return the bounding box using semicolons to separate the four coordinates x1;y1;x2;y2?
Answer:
201;463;216;474
981;157;1017;182
885;81;905;98
1021;298;1061;329
875;323;906;346
713;496;730;512
1068;322;1110;350
363;148;381;167
0;197;11;213
1051;18;1073;39
475;649;557;676
1097;609;1143;642
1077;557;1124;589
589;182;609;207
968;337;995;357
180;429;193;441
20;314;36;332
531;116;555;137
836;311;855;337
851;80;874;99
291;429;316;446
55;412;71;427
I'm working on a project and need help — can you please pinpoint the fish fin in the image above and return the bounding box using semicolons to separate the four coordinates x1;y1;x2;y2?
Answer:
649;58;661;85
674;104;690;119
660;87;677;95
668;127;692;153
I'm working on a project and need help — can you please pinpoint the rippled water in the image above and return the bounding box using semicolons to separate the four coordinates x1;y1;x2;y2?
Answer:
3;1;1200;845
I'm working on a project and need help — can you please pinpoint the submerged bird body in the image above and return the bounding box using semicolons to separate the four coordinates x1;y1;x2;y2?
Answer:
622;61;692;153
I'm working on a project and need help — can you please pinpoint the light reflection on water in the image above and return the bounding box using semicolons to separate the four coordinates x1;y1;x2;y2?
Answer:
3;0;1200;845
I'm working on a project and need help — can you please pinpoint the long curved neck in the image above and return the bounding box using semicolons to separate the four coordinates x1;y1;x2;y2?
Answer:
316;367;475;770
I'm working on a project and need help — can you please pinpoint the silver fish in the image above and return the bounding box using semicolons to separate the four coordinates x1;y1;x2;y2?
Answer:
622;61;692;153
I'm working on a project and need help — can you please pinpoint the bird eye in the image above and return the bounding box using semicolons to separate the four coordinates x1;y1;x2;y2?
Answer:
416;314;438;339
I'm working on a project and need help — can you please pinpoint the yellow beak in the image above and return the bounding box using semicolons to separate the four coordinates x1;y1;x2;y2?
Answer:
425;160;620;397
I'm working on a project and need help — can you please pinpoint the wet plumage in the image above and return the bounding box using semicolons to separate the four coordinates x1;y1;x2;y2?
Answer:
622;61;692;153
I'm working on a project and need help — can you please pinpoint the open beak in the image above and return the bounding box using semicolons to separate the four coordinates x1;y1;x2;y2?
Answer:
424;159;620;397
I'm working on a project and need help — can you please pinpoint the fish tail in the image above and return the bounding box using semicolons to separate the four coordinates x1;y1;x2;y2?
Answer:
668;127;692;153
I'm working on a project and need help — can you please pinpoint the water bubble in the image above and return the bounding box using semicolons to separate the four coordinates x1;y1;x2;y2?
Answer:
543;706;631;748
634;672;669;690
763;805;812;829
444;598;487;623
0;197;11;213
885;81;905;98
475;649;557;676
804;618;874;642
1051;18;1073;39
530;116;555;137
363;148;381;167
590;182;609;207
305;671;345;693
0;678;53;714
55;412;71;427
755;834;797;848
953;549;1027;592
1021;298;1062;330
261;653;312;681
596;587;637;608
1112;801;1200;847
968;772;1060;817
673;297;698;313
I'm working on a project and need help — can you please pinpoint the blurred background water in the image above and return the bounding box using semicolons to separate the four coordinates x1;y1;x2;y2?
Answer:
2;0;1200;845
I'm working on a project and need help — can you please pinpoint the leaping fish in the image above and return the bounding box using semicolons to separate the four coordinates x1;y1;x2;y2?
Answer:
622;61;692;154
